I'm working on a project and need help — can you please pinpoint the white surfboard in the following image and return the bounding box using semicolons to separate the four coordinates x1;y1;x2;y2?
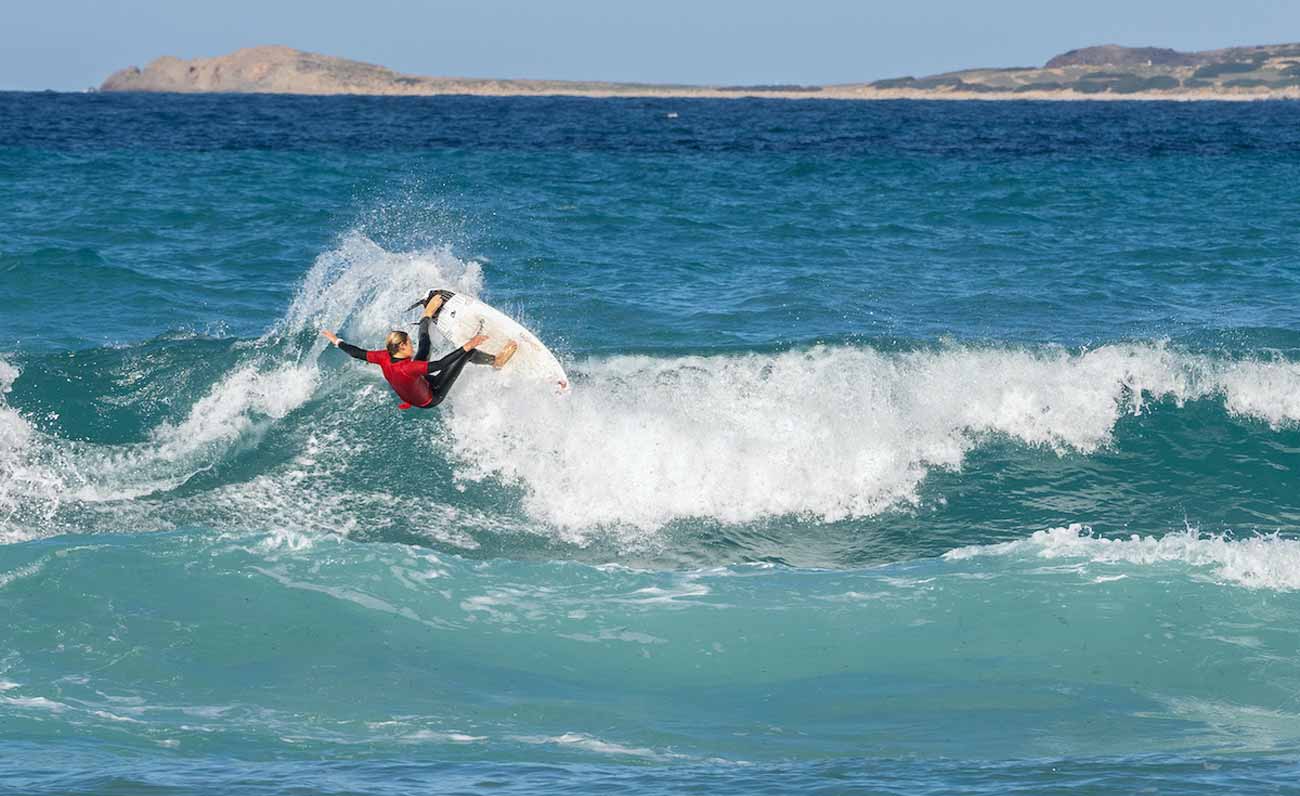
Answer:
431;292;569;390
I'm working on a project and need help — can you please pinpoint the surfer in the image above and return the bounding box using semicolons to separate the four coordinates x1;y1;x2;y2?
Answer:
320;293;517;410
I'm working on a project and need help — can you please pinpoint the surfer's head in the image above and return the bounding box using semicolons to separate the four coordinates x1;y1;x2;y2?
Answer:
385;330;413;359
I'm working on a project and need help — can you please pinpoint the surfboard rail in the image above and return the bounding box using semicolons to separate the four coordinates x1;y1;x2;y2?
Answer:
425;291;569;391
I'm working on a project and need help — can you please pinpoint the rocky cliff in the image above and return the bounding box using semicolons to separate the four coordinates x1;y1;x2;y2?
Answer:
869;42;1300;97
99;45;702;97
100;43;1300;100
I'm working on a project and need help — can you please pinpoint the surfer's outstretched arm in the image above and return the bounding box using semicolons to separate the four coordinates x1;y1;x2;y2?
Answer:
337;341;369;361
320;329;369;361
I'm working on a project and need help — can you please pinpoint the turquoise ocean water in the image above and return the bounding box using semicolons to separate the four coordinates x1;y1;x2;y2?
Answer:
3;92;1300;793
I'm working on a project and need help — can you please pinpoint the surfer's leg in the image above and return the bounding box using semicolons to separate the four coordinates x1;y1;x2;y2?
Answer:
461;342;511;369
422;347;477;407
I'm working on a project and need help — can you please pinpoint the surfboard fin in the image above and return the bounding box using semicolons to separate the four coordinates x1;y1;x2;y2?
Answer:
404;289;455;314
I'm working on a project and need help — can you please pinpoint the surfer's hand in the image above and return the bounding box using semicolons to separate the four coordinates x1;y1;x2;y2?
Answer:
320;329;340;346
463;334;489;351
423;294;444;318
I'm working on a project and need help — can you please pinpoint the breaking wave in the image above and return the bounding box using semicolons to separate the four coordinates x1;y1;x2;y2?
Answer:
4;234;1300;554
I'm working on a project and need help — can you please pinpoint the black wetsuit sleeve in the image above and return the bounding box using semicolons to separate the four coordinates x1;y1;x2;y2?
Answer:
415;317;433;361
336;341;369;361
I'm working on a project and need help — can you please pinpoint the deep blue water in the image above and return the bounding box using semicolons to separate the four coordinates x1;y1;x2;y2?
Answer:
3;92;1300;794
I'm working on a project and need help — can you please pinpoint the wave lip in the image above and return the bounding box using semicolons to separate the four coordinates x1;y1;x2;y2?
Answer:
946;523;1300;591
446;341;1300;534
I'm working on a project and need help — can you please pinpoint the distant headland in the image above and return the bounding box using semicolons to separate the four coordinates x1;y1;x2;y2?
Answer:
99;43;1300;100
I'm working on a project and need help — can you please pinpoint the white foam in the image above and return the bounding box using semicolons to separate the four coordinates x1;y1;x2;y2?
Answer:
91;709;143;724
1160;696;1300;751
558;628;668;645
444;341;1300;534
1217;359;1300;429
0;560;45;589
0;234;487;543
0;359;58;542
620;583;712;605
0;695;67;712
398;729;487;744
149;365;318;460
0;359;322;542
251;565;454;630
945;523;1300;591
0;360;17;395
510;732;684;760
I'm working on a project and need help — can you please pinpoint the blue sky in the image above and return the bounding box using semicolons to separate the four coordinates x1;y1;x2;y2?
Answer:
4;0;1299;90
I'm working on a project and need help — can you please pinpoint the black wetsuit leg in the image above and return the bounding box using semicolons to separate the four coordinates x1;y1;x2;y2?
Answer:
422;347;492;407
413;314;497;408
416;316;492;366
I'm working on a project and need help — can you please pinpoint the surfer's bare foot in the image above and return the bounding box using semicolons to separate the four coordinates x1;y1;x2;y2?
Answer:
494;340;518;369
463;334;489;351
422;294;444;318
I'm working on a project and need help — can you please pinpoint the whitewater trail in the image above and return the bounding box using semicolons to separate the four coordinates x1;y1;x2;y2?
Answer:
945;523;1300;591
445;342;1300;533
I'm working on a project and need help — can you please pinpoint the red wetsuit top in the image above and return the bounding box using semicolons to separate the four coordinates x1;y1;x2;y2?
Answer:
334;316;484;411
364;350;433;409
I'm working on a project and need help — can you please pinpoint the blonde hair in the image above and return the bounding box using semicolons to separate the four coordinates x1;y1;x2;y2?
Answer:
385;330;411;357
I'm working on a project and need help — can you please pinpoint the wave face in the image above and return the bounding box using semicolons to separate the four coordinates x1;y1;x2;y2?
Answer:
5;93;1300;793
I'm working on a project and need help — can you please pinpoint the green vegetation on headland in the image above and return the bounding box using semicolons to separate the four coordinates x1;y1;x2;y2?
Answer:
99;43;1300;99
872;43;1300;97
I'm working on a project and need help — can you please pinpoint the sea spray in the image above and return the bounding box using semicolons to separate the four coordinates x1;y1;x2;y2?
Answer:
280;232;485;344
0;235;481;541
444;342;1300;533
